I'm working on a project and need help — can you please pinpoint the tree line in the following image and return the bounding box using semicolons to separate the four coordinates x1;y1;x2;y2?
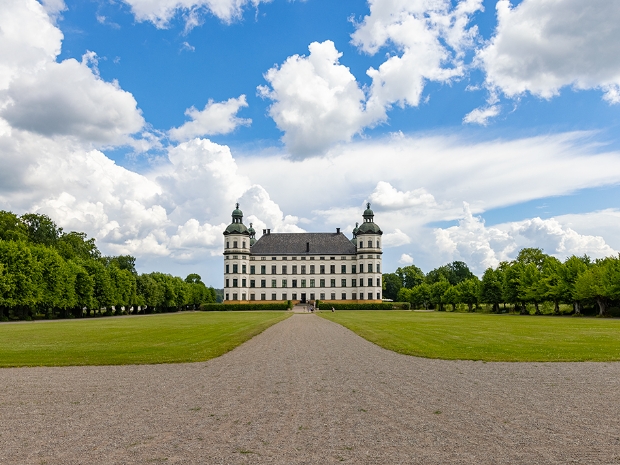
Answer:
0;211;217;321
382;248;620;316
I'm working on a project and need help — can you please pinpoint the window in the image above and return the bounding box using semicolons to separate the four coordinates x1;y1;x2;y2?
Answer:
233;293;238;300
250;265;255;275
233;264;238;273
225;279;229;288
352;264;356;274
243;241;246;248
359;278;364;287
301;279;306;288
292;265;298;274
292;279;298;288
282;293;287;300
352;278;357;287
282;265;287;274
310;293;315;300
320;293;325;300
282;256;288;260
261;293;266;301
320;265;325;274
234;241;238;248
301;265;306;274
282;279;287;288
359;264;364;273
271;279;277;288
377;278;381;287
292;293;297;300
250;293;255;300
233;278;238;287
330;264;335;274
377;292;381;300
377;264;380;273
320;257;325;260
330;257;335;260
368;278;373;286
331;293;336;300
330;279;336;287
368;263;373;273
225;264;229;274
310;279;315;287
242;278;246;287
310;265;315;274
271;265;277;274
341;278;347;287
320;279;325;287
250;280;255;288
376;241;380;248
242;293;246;300
352;292;357;300
359;241;363;248
368;240;372;248
359;293;364;300
272;293;277;300
226;241;229;249
341;293;346;300
341;264;346;274
261;279;266;288
272;257;276;260
225;293;229;300
242;264;247;273
261;265;266;274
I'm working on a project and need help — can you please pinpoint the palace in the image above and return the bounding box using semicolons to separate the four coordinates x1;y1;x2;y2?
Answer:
223;204;383;304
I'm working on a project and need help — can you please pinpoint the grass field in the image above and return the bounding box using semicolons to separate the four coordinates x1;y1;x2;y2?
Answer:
320;311;620;362
0;312;290;367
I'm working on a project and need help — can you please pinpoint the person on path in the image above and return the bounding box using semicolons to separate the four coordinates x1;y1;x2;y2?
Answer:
331;307;335;312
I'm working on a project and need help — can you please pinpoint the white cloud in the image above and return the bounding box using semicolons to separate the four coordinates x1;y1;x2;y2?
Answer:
259;40;377;157
369;181;436;210
398;253;414;265
352;0;483;112
168;95;250;142
479;0;620;103
463;105;500;125
383;228;411;247
121;0;267;28
434;203;617;273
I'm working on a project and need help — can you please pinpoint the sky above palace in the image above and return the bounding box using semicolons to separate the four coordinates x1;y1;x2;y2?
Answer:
1;0;620;285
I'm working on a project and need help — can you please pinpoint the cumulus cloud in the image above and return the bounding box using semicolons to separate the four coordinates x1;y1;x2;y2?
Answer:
479;0;620;103
353;0;483;112
463;105;500;125
121;0;267;28
398;253;414;265
259;41;377;157
382;229;411;247
369;181;436;210
168;95;250;142
434;203;617;273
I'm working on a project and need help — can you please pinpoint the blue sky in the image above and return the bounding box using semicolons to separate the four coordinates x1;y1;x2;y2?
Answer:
1;0;620;285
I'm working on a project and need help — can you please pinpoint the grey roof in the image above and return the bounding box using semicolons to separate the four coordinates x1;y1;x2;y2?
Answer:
251;232;357;255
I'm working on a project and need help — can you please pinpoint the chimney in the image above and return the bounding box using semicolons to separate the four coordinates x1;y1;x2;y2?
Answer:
306;242;310;252
267;229;271;235
336;227;340;234
263;229;266;235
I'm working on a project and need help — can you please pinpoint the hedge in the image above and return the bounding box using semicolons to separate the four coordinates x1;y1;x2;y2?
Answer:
200;302;290;311
317;302;394;310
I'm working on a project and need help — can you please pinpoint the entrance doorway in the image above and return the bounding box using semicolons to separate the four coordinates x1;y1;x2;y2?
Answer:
300;293;307;303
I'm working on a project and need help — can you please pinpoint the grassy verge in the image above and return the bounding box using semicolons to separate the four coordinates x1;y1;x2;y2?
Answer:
0;311;290;367
320;311;620;362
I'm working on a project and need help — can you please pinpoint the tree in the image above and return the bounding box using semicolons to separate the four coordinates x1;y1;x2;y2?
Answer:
382;273;402;300
395;265;425;289
480;267;503;313
456;278;480;312
430;279;451;311
0;241;39;319
105;255;137;275
562;255;590;314
442;285;459;311
0;210;27;241
519;262;544;314
185;273;203;284
503;262;527;314
540;256;564;314
56;231;100;261
574;264;607;315
21;213;62;246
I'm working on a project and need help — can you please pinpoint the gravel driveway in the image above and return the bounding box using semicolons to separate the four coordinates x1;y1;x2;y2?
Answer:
2;313;620;464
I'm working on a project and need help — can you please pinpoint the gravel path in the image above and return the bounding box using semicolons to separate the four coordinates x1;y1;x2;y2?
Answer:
2;314;620;464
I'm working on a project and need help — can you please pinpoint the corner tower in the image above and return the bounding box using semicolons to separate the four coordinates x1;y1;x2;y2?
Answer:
223;204;250;302
356;203;383;301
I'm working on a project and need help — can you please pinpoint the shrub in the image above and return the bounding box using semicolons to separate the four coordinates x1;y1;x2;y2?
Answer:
200;303;289;311
318;303;394;310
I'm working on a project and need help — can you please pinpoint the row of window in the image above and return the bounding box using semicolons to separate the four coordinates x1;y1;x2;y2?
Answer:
225;277;381;288
224;240;381;250
225;263;380;274
225;240;246;249
225;292;382;301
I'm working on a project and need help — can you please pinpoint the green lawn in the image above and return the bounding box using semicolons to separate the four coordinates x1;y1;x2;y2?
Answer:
0;312;290;367
320;311;620;362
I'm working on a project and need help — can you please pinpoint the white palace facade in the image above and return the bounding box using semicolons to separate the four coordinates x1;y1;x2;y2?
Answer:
223;204;383;303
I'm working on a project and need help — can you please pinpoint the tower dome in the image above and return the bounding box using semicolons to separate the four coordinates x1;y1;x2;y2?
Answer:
357;203;382;234
248;222;257;246
224;203;249;235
